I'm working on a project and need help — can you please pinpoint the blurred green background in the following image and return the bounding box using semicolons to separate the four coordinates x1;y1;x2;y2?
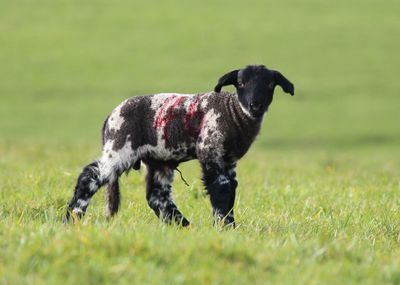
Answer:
1;0;399;148
1;1;400;284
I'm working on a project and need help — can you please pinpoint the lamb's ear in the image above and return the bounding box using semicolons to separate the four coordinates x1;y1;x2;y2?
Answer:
214;70;239;92
273;71;294;96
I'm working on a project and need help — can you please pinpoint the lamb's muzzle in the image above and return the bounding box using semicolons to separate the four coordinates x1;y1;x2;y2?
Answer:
65;64;295;227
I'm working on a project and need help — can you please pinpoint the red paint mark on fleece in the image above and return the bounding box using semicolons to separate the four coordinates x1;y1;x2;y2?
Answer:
183;95;204;137
153;96;175;130
153;96;187;140
153;94;205;141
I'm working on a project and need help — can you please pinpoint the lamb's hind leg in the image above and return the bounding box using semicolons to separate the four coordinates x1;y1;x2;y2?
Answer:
65;160;107;221
145;162;190;227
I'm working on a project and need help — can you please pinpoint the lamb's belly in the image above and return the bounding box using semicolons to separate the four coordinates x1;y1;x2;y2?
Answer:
137;142;197;162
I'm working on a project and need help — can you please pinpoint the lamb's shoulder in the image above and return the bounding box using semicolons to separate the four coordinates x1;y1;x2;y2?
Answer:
199;92;262;161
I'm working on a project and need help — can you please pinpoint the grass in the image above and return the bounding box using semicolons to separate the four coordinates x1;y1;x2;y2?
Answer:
1;0;400;284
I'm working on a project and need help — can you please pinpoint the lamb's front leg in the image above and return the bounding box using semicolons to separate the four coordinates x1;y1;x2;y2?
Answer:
225;162;237;224
201;161;236;227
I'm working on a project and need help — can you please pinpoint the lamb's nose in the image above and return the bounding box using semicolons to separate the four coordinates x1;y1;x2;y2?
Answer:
250;103;261;112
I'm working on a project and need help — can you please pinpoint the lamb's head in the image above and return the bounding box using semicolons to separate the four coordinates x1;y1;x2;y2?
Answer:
214;65;295;118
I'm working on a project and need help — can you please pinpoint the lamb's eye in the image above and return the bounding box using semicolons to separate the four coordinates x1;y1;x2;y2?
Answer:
269;82;275;89
238;82;245;88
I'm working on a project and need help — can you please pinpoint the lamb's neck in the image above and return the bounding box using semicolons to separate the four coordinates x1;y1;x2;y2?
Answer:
226;94;263;141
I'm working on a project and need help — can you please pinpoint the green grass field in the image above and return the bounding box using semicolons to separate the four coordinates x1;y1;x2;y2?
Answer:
1;0;400;284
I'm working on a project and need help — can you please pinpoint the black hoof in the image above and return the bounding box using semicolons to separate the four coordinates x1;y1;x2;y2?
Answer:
180;217;190;227
64;208;84;223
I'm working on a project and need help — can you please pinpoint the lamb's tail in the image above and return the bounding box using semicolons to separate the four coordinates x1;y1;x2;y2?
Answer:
106;179;120;218
101;115;110;146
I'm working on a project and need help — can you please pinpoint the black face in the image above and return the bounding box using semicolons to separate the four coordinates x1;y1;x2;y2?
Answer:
237;66;276;117
214;65;294;118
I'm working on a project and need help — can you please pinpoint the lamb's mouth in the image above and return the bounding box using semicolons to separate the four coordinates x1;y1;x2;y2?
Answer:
249;108;265;118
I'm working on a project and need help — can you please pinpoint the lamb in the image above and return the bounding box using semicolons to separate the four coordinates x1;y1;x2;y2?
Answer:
65;64;294;227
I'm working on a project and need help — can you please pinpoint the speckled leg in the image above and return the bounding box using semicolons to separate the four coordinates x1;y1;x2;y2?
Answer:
65;161;105;221
225;163;237;226
201;161;236;227
145;163;190;227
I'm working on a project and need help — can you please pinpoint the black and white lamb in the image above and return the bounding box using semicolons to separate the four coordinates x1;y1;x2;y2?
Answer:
65;64;294;227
